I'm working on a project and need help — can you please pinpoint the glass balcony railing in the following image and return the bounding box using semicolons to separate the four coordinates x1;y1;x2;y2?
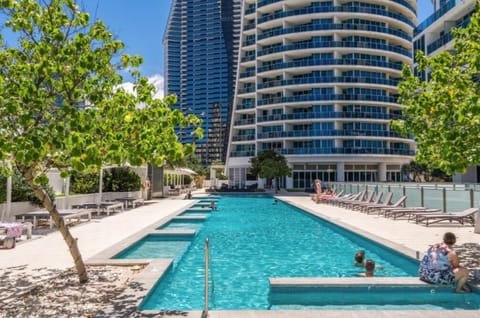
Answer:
232;135;256;141
256;111;402;122
237;87;256;94
257;0;282;9
245;6;256;15
241;55;256;63
257;58;403;73
239;71;256;79
258;23;411;42
257;76;399;89
243;23;256;31
229;150;256;157
229;147;415;157
257;5;415;28
281;147;415;156
257;94;399;106
256;129;404;139
236;103;255;110
233;118;256;126
257;41;412;58
242;39;256;47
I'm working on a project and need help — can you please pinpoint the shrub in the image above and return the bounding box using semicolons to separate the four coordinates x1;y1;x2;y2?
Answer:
0;169;55;205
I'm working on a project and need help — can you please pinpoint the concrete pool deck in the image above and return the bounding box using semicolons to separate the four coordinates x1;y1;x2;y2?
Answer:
1;191;479;317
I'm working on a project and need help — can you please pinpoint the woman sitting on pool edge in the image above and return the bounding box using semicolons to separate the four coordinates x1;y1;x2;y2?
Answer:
419;232;471;293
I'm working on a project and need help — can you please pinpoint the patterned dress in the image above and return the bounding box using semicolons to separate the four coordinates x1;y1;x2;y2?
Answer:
419;243;455;285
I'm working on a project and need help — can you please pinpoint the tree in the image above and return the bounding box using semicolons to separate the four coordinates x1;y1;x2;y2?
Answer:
0;0;202;283
391;3;480;175
249;150;291;191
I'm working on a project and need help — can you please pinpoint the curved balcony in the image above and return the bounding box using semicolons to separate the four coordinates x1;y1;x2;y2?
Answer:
256;129;404;139
257;94;399;106
256;112;403;123
258;23;411;42
279;147;415;156
257;58;403;73
257;0;282;9
257;41;412;59
257;0;415;16
257;5;415;28
257;76;400;90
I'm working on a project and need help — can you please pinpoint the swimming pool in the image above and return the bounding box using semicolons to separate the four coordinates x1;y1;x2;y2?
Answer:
119;195;435;310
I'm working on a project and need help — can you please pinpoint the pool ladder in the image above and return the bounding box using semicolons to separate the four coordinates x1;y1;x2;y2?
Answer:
203;238;209;317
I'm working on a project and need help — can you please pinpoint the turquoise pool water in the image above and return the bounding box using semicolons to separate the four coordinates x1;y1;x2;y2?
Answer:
114;235;192;260
158;219;205;230
135;195;427;310
270;286;480;310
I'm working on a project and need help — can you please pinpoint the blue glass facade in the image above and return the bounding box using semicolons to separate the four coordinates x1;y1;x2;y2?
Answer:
164;0;241;165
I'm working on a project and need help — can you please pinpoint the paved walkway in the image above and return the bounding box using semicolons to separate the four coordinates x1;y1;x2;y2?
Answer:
1;192;479;317
281;195;480;257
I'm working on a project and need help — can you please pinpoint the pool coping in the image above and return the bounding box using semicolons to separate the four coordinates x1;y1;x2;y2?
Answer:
87;196;480;317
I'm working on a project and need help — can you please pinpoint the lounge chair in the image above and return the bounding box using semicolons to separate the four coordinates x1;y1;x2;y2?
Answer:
337;191;366;208
414;208;478;227
365;195;406;215
360;192;393;213
383;207;441;220
344;191;375;210
352;192;383;211
330;191;363;206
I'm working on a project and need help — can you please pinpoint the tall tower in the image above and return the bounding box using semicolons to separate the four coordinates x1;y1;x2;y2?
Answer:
163;0;241;166
226;0;417;189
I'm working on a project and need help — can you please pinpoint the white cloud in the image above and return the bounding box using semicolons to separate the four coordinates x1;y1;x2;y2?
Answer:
117;74;164;99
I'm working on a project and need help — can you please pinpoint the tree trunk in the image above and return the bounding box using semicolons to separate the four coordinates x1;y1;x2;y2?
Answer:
22;166;89;283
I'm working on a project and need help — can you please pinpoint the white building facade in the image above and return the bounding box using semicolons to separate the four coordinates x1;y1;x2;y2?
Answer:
226;0;417;190
413;0;476;182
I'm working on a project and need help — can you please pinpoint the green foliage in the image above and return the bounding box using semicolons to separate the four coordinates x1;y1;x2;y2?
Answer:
70;167;141;194
106;168;141;192
392;3;480;174
401;160;451;182
0;169;55;205
70;170;100;194
249;150;292;181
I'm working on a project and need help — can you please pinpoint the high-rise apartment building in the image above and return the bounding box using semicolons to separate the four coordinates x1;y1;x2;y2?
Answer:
413;0;476;182
414;0;475;79
226;0;417;189
164;0;241;166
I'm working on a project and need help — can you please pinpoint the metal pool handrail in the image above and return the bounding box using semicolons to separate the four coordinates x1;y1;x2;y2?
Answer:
203;238;209;317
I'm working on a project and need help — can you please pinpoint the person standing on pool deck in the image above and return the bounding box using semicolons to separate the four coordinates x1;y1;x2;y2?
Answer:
419;232;471;293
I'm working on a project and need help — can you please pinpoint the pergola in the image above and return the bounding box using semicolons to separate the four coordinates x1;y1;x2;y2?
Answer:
164;167;197;188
